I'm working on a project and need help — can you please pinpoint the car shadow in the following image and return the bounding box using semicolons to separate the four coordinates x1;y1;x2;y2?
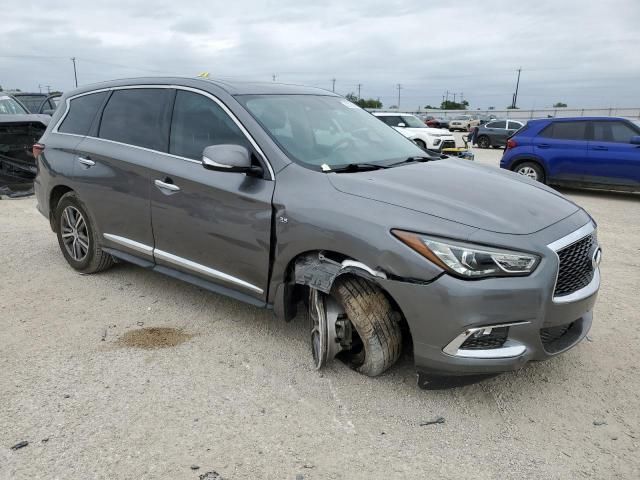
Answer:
554;186;639;201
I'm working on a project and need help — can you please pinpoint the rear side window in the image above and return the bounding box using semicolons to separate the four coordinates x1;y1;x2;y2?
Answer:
539;121;587;140
169;90;250;160
99;88;173;151
592;121;638;143
508;121;523;130
487;121;506;129
58;92;108;135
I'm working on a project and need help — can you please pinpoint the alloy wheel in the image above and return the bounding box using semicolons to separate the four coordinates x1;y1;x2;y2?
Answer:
60;206;90;261
517;166;539;181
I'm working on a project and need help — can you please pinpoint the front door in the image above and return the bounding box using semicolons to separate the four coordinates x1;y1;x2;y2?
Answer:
588;120;640;188
533;120;589;183
149;89;274;301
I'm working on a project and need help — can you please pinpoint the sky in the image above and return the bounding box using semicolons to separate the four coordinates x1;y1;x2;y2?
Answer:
1;0;639;110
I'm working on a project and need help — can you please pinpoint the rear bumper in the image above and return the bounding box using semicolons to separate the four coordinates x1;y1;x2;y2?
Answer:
379;254;598;376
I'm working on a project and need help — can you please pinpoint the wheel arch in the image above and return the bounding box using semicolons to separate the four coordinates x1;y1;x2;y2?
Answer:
272;249;411;340
49;184;74;232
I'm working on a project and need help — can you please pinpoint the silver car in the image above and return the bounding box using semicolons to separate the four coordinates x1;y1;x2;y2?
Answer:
34;78;601;386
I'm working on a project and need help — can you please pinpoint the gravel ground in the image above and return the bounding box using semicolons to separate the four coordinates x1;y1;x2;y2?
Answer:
1;144;639;479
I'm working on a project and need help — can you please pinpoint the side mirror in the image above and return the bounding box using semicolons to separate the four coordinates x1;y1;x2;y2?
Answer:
630;136;640;145
397;122;406;127
202;144;263;175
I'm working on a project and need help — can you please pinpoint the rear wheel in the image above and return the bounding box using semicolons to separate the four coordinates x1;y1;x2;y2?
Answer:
477;135;491;149
55;192;114;273
330;277;402;376
515;161;545;183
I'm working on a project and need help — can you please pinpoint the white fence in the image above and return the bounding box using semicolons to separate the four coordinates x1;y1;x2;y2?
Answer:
372;107;640;120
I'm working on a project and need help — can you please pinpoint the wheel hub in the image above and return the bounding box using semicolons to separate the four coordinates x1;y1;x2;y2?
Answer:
61;206;89;261
309;288;350;369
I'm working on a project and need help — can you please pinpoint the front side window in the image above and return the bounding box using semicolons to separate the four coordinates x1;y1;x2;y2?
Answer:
58;92;108;135
378;116;403;127
0;95;28;115
237;95;426;169
169;90;249;160
592;121;638;143
401;115;426;128
540;121;587;141
99;88;172;151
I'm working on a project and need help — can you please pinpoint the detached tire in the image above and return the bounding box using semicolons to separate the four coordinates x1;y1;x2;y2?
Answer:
331;277;402;376
55;191;114;274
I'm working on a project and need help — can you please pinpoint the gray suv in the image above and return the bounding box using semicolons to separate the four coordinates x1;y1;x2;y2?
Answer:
34;78;601;384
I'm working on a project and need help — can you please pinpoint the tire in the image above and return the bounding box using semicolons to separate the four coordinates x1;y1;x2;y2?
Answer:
477;135;491;149
414;139;426;149
514;161;545;183
55;192;114;274
331;276;402;376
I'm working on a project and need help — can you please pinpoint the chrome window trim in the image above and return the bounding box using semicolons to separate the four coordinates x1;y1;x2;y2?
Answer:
547;221;599;304
103;233;153;255
52;84;275;180
103;233;263;294
154;249;264;294
442;321;529;358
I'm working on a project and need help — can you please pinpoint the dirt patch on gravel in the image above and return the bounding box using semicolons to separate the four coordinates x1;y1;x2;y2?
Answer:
116;327;194;349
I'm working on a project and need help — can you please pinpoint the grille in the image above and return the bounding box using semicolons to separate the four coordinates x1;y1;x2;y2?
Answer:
441;140;456;149
460;327;508;350
540;320;582;354
554;234;595;297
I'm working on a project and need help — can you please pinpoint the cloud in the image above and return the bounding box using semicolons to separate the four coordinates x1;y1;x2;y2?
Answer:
0;0;638;108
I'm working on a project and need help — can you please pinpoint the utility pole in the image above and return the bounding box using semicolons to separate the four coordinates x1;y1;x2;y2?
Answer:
45;85;51;94
357;83;362;100
453;93;457;103
396;84;402;109
332;78;336;92
511;67;522;109
445;90;450;103
38;84;42;93
70;57;78;87
460;92;464;104
272;74;276;82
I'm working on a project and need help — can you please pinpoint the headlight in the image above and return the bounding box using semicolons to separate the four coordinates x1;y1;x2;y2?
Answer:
392;230;540;278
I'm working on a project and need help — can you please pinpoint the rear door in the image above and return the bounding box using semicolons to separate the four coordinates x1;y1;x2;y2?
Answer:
74;87;173;257
533;120;589;183
149;89;274;301
588;119;640;188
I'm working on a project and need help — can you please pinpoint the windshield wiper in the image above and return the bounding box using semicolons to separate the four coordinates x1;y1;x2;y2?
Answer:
386;156;435;168
323;162;389;173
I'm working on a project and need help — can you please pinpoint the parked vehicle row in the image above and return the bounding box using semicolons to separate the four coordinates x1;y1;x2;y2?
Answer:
372;112;456;151
34;78;601;385
502;116;640;192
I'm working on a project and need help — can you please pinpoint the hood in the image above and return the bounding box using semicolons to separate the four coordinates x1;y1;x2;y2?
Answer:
327;159;579;235
0;114;50;126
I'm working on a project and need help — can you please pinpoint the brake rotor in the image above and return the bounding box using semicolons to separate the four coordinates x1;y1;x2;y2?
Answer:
309;288;349;370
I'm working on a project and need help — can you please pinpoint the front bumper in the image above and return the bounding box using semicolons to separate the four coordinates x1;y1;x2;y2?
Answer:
379;223;600;376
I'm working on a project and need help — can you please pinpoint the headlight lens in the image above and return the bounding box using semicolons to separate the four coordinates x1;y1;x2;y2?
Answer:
392;230;540;278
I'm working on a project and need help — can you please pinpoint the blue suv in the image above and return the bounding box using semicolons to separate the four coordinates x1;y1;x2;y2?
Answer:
501;117;640;192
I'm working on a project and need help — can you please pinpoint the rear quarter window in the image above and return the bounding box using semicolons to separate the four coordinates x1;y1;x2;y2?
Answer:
58;92;108;136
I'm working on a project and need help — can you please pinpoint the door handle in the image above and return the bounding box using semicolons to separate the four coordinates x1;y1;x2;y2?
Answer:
77;156;95;167
592;145;608;151
154;178;180;193
537;144;550;149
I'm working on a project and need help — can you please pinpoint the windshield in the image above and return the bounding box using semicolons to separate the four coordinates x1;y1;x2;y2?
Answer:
238;95;426;169
0;95;29;115
401;115;426;128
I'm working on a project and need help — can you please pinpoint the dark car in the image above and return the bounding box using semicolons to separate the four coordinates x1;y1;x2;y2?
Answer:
12;92;61;115
426;117;450;129
501;116;640;192
0;94;50;194
34;78;600;384
475;119;524;148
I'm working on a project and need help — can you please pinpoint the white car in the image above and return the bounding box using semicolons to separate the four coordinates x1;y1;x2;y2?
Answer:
372;112;456;151
449;115;478;131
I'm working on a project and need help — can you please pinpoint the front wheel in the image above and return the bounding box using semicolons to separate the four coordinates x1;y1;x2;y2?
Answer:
55;192;114;273
330;277;402;376
515;161;545;183
477;135;491;149
414;139;426;149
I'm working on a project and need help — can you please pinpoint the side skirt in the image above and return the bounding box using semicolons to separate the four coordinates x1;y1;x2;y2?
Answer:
104;247;268;308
